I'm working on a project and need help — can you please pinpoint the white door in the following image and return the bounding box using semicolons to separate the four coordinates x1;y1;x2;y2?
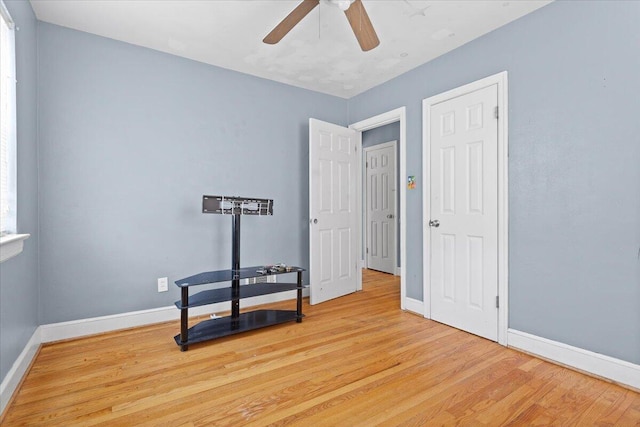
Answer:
429;84;499;341
365;142;396;274
309;118;359;305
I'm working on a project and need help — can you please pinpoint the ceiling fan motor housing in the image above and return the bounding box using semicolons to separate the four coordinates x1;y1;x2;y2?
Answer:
330;0;356;11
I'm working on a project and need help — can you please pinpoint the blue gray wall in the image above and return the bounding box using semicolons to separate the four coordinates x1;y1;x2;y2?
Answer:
362;122;400;149
37;23;347;324
0;0;39;383
349;0;640;365
3;0;638;387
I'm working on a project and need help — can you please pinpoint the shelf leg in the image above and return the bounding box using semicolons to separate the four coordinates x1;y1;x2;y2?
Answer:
180;287;189;351
297;271;303;323
231;213;240;326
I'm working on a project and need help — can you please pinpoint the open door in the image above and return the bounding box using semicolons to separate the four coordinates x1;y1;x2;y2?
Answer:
309;118;359;305
365;141;397;275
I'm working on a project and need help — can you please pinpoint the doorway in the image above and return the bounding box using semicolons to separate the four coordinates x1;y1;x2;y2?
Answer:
351;107;407;309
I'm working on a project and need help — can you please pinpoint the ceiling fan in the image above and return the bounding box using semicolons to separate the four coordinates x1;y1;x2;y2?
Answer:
263;0;380;52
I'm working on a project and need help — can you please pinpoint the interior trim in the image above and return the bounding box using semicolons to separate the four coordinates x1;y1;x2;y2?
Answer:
508;328;640;391
403;297;424;316
0;234;30;263
0;289;309;415
0;327;40;416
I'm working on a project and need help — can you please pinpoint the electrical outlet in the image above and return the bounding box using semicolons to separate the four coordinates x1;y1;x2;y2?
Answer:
157;277;168;292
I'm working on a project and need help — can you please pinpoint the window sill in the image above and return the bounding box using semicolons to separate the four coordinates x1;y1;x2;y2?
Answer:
0;234;30;263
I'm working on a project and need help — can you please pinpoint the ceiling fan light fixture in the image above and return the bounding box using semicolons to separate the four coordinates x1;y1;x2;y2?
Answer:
265;0;379;51
334;0;355;11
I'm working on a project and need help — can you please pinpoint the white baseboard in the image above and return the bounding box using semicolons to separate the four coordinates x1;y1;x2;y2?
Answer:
403;297;424;315
360;263;400;277
0;290;309;416
7;302;636;416
508;329;640;390
40;289;309;343
40;306;180;343
0;327;41;415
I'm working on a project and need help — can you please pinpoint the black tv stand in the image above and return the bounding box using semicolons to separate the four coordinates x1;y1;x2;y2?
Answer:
173;196;304;351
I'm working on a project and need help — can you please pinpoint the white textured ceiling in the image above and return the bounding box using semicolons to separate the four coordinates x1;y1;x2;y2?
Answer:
30;0;552;98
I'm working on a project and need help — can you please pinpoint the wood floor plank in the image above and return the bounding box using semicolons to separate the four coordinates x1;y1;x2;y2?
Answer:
576;385;636;426
2;269;638;426
244;326;497;425
617;402;640;426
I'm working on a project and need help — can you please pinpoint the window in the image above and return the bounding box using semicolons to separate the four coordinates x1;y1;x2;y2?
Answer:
0;0;26;263
0;0;16;236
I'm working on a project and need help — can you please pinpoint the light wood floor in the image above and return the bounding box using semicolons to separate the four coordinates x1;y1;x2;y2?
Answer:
2;270;639;426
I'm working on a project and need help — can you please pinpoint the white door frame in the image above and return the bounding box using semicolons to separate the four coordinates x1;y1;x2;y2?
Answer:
422;72;509;345
363;140;398;274
350;107;407;309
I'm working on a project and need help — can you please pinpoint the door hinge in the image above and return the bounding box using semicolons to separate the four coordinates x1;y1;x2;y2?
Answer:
366;248;369;254
366;161;368;168
496;296;500;308
494;106;499;119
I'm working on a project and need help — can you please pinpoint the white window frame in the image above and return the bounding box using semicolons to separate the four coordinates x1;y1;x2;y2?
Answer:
0;0;28;262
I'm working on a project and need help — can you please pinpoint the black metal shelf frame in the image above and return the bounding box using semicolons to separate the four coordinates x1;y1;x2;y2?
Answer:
174;195;305;351
175;282;302;309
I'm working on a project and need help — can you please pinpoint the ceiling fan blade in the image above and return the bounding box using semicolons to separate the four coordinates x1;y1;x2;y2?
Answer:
263;0;320;45
344;0;379;51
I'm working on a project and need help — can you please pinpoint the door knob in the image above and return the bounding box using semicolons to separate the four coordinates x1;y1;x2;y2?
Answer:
429;219;440;228
387;214;394;219
311;218;318;224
